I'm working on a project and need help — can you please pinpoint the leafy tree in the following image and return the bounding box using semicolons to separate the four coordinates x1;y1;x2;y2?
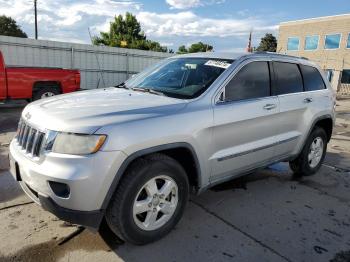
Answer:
188;42;213;53
177;42;213;54
256;33;277;52
177;45;188;54
0;16;27;38
93;12;167;52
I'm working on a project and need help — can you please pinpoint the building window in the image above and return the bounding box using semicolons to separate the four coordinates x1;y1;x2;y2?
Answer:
304;35;319;50
341;70;350;84
325;69;334;82
347;33;350;48
325;34;341;49
287;37;300;51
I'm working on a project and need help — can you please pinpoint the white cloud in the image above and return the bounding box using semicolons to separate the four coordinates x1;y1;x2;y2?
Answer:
0;0;277;50
138;11;277;38
166;0;201;9
166;0;225;9
0;0;142;42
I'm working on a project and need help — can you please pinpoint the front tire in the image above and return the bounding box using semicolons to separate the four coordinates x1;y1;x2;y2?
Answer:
289;127;327;176
105;153;189;245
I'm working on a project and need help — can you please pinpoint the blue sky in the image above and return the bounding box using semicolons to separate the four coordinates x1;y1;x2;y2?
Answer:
0;0;349;52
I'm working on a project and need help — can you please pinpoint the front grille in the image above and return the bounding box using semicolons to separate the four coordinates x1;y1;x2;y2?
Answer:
16;120;46;157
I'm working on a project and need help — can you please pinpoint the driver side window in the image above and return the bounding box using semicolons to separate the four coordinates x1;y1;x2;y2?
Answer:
224;61;271;102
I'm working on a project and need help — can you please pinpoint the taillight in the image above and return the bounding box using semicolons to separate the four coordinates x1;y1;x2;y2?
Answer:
75;73;81;86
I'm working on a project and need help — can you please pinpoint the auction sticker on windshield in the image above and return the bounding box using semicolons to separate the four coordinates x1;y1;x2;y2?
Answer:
204;60;231;69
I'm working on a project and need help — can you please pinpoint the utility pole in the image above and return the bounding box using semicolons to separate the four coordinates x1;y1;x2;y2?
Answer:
34;0;38;39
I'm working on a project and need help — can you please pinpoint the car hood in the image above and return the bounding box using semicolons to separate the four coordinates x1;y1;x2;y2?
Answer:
22;88;188;134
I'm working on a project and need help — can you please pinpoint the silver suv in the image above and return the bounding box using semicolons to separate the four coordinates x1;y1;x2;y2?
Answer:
9;52;335;244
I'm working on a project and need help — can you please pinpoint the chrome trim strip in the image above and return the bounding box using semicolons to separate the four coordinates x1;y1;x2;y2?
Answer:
217;135;300;162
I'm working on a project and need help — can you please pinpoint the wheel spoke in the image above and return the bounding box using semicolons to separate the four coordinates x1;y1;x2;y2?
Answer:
308;151;314;161
144;210;158;228
160;201;175;214
159;180;174;198
145;179;158;196
134;199;151;214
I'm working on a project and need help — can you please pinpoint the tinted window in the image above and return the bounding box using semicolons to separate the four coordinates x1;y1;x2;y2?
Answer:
325;34;341;49
225;61;270;101
300;65;326;91
304;35;319;50
287;37;300;51
273;62;303;95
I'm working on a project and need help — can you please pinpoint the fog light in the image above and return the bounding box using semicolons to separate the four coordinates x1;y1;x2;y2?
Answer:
48;181;70;198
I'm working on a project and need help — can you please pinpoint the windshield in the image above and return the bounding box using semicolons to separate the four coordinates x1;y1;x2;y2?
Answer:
124;57;233;99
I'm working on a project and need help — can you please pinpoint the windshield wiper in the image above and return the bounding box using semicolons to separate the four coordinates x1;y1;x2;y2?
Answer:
131;87;165;96
114;82;130;90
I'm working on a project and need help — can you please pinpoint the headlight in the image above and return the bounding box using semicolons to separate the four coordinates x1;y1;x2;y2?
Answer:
47;132;107;155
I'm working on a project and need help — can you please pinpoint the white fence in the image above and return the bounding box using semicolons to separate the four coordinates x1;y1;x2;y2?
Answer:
0;36;171;90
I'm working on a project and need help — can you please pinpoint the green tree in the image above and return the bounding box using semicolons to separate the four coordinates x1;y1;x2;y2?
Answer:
188;42;213;53
177;42;213;54
93;12;167;52
0;16;27;38
256;33;277;52
177;45;188;54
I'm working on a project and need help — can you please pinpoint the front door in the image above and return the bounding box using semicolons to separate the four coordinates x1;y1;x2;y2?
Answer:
210;61;280;182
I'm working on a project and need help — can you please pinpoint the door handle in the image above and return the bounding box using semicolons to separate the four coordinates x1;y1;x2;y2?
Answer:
263;104;277;110
304;97;313;103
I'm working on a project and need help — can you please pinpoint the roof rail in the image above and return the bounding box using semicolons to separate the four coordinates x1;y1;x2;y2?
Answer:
252;51;309;60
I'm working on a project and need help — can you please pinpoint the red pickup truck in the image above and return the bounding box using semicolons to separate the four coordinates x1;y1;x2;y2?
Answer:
0;51;80;101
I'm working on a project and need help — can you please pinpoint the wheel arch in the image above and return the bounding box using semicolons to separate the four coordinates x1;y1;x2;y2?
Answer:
100;142;202;211
313;117;333;142
32;81;62;95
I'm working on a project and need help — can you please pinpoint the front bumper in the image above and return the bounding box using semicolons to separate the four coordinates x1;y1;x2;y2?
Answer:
9;139;127;228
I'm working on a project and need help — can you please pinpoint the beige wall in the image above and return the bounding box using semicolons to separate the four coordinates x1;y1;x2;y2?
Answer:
277;14;350;91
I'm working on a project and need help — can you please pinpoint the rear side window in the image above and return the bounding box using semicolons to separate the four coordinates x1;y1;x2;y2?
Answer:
225;61;270;102
300;65;326;91
273;62;303;95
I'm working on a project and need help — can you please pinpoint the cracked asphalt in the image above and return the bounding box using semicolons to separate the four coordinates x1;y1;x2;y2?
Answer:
0;99;349;262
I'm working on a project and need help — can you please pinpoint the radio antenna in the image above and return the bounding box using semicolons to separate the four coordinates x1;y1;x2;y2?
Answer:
88;27;106;89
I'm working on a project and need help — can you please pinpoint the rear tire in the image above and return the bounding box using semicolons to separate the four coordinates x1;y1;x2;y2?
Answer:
289;127;327;176
33;87;60;101
105;153;189;245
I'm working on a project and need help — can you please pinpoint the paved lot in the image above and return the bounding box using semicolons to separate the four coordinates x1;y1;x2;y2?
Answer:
0;100;349;262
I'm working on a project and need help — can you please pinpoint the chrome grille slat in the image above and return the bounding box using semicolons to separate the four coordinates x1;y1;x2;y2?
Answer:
17;122;24;142
22;125;30;148
27;129;36;153
16;119;46;158
31;131;39;155
19;123;26;146
25;127;33;151
33;133;45;156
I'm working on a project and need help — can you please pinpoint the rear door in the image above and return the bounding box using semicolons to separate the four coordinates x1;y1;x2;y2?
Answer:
210;60;280;182
300;64;332;114
271;61;309;158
